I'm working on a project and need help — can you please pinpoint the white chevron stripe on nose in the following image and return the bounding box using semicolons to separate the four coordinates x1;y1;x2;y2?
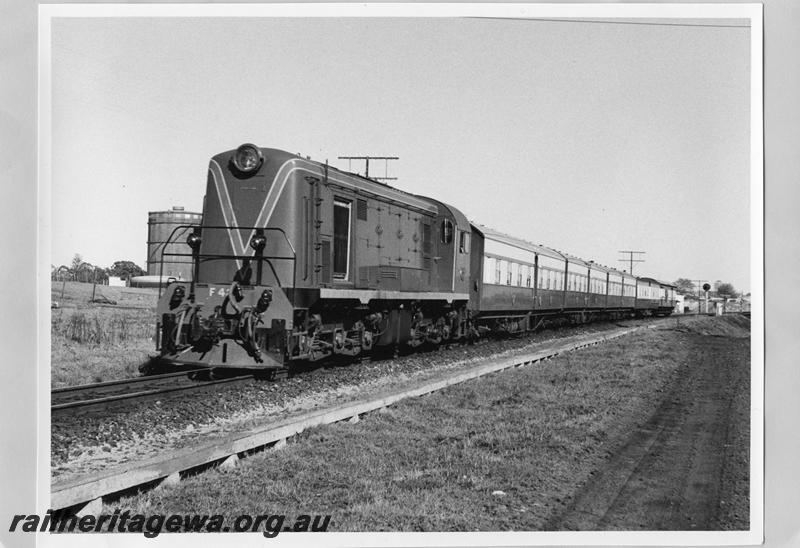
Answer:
209;160;246;269
208;158;302;270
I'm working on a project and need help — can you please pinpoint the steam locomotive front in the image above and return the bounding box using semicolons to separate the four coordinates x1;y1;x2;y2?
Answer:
155;144;302;371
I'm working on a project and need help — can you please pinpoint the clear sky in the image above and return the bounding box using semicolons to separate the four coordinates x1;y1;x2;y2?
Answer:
49;12;752;292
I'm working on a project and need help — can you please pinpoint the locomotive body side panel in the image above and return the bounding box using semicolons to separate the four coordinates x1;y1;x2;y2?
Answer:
428;200;472;297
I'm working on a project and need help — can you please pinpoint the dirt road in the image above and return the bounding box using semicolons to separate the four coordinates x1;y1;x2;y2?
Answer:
546;316;751;530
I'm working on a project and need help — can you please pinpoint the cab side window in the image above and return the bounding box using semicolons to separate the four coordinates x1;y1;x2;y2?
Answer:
459;231;470;253
441;219;454;244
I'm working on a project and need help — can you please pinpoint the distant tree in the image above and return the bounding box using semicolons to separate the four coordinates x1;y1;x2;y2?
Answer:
673;278;696;295
69;254;83;280
108;260;146;280
92;266;109;284
52;265;70;282
716;282;738;298
75;261;97;283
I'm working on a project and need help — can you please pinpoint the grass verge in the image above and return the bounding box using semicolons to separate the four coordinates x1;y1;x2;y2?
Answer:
51;282;158;387
109;324;697;530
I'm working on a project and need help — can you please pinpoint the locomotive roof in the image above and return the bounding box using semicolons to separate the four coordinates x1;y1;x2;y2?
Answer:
428;199;470;231
294;150;439;214
235;147;440;215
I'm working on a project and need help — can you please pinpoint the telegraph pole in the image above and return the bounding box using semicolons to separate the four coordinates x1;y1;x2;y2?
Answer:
338;155;399;181
618;250;645;274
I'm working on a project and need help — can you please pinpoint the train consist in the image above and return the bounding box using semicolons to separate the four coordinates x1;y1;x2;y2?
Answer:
155;145;676;372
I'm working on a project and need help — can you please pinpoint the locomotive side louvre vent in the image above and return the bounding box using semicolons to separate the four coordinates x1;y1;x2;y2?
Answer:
320;240;331;284
380;267;400;279
356;199;368;221
422;222;432;270
422;224;432;254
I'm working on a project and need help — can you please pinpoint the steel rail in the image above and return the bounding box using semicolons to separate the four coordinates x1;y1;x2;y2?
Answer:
52;370;254;417
53;368;207;396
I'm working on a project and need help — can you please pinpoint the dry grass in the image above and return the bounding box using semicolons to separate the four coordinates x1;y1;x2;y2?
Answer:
53;310;153;345
50;282;159;388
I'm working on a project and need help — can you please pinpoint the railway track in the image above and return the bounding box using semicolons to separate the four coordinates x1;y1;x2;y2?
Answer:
51;324;643;512
51;369;255;417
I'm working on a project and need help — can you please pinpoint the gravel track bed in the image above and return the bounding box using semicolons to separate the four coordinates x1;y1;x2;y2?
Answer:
51;318;662;483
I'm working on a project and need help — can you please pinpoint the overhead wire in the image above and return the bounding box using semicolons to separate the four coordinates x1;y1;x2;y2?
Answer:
471;17;750;29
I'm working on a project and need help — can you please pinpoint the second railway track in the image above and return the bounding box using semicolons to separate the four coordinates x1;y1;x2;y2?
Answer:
51;369;256;417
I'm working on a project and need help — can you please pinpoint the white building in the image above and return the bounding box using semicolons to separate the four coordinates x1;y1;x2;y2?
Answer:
108;276;126;287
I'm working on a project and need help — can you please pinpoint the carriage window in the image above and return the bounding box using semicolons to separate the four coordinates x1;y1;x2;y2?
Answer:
333;200;351;279
459;231;470;253
441;219;454;244
483;257;494;284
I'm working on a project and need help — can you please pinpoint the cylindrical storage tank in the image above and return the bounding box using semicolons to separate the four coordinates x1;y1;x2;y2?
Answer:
146;206;202;280
129;275;177;288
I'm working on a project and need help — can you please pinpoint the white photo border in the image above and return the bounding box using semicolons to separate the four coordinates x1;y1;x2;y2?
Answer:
37;3;764;547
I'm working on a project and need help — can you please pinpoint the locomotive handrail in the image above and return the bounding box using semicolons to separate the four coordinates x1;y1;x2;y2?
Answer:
156;224;297;303
159;252;291;296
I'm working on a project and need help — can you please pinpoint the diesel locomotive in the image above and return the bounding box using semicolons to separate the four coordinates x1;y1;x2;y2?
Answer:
154;144;676;373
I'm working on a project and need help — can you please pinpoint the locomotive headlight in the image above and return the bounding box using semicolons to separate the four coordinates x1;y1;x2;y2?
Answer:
186;233;202;251
232;143;263;173
255;289;273;313
249;235;267;252
169;285;186;309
